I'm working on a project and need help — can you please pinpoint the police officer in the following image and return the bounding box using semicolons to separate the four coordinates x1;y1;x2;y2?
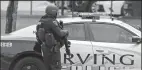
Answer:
36;4;68;70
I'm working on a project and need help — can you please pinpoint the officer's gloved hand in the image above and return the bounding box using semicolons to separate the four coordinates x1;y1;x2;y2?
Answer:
61;30;69;38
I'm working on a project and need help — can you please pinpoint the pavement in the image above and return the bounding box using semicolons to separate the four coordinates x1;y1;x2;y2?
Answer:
1;9;74;18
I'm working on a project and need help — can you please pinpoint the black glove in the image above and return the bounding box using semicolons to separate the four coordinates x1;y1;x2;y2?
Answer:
61;30;69;39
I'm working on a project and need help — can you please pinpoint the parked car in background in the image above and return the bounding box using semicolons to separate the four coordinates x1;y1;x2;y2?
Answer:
66;1;126;16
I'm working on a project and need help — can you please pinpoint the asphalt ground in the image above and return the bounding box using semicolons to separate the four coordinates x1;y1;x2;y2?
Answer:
1;14;141;36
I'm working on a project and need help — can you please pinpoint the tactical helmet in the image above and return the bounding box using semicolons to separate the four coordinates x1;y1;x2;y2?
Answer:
45;4;59;17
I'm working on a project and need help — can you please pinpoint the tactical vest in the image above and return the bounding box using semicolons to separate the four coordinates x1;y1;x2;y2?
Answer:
36;23;57;47
37;28;45;42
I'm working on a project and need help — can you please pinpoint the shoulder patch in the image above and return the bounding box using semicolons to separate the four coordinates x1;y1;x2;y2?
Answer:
53;20;58;26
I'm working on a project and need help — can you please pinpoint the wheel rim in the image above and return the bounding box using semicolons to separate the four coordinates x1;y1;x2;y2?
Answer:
21;63;40;70
91;2;99;12
75;1;84;6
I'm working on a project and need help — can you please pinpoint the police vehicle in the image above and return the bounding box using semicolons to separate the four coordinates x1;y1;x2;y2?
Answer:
1;13;141;70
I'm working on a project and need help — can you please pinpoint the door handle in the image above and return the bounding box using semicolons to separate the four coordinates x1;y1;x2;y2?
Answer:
96;50;104;53
96;50;110;54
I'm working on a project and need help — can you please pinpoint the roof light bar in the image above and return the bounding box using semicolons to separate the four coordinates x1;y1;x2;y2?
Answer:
77;12;117;20
78;12;109;17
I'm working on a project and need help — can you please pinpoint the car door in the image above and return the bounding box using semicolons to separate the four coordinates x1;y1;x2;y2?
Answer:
88;22;141;70
60;22;94;70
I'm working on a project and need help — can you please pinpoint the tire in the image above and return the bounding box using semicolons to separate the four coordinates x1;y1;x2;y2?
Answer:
121;4;128;16
121;5;125;16
90;2;97;12
13;57;46;70
89;1;104;13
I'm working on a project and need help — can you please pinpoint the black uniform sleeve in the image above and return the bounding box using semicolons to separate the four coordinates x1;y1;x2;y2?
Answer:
43;20;67;39
35;24;42;44
50;20;67;38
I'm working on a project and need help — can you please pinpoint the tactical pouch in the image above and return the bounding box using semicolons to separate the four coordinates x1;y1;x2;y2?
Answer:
51;42;61;53
37;28;45;42
45;33;57;48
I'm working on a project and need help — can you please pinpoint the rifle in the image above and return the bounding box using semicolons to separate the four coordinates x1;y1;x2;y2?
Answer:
64;36;71;56
59;21;71;57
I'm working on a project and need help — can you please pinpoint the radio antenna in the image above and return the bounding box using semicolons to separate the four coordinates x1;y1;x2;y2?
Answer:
71;1;74;17
110;0;113;21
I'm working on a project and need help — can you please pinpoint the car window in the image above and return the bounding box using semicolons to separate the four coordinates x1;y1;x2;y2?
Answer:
64;23;85;41
90;23;135;43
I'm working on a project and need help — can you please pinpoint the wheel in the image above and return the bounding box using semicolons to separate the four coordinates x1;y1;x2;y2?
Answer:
90;2;99;12
90;1;105;13
13;57;46;70
121;3;132;17
121;5;127;16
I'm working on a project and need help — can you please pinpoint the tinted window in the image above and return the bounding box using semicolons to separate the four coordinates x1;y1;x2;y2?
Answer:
64;23;85;41
90;23;135;43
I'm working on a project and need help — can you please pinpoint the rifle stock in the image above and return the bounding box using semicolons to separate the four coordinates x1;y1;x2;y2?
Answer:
64;38;71;56
59;20;71;56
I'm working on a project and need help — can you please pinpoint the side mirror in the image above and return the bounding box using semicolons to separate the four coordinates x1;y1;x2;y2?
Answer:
132;36;141;43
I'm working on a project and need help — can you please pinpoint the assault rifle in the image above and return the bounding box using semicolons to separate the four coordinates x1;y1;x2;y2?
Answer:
59;21;71;57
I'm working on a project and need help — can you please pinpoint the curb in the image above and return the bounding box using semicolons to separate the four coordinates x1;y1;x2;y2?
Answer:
1;14;74;19
121;16;141;19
